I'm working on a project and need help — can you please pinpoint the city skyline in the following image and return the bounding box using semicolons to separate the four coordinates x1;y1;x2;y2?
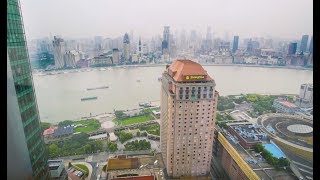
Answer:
21;0;312;40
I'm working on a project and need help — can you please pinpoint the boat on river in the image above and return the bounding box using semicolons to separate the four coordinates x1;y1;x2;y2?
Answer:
81;96;98;101
86;86;109;91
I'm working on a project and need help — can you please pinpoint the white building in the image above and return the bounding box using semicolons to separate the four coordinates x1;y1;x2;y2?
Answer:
64;50;80;67
296;83;313;108
131;54;139;63
48;160;67;179
123;33;131;62
112;48;120;64
52;36;66;68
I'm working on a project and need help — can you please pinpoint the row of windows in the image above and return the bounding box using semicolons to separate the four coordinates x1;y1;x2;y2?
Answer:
7;32;26;44
179;86;213;91
14;77;33;95
7;3;21;16
24;116;40;137
8;47;28;62
11;62;30;79
21;104;37;125
26;125;41;150
179;93;213;100
18;91;36;111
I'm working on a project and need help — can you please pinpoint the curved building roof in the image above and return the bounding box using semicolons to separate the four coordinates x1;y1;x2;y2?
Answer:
167;59;213;82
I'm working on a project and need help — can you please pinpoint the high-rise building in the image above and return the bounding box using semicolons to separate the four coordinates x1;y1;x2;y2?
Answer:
138;37;142;58
163;26;170;45
160;60;218;178
7;0;50;179
309;36;313;53
288;42;297;55
64;50;80;67
300;35;309;52
123;33;131;62
112;48;120;64
94;36;103;51
52;36;66;68
162;26;170;52
246;39;253;52
232;36;239;53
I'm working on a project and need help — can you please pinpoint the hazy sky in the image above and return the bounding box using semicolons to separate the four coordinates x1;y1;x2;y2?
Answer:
20;0;313;40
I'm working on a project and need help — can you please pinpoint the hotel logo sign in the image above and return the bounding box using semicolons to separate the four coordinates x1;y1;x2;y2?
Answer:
185;75;205;80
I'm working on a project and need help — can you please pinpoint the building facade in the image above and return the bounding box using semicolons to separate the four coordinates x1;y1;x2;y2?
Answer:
48;160;68;179
160;60;218;178
296;83;313;108
309;36;313;53
123;33;131;62
273;99;299;114
112;48;120;64
232;36;239;53
288;42;297;55
7;0;50;179
64;50;80;67
300;35;309;53
52;36;66;68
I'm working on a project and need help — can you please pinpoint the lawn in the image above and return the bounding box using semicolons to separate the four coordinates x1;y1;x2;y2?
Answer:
73;119;101;133
113;115;154;126
143;107;160;114
73;164;89;174
138;124;160;136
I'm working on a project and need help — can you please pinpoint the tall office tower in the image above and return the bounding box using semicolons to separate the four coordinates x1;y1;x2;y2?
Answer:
163;26;170;50
300;35;309;52
112;48;120;64
232;36;239;53
296;83;313;108
94;36;103;51
123;33;131;62
7;0;50;179
288;42;297;55
160;60;218;178
309;36;313;53
52;36;66;68
138;37;142;58
246;39;253;52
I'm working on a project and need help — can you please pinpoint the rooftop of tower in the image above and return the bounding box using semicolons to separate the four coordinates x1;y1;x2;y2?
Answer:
167;59;213;82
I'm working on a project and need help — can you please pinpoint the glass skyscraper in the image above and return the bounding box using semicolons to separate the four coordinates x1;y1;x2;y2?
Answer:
232;35;239;53
7;0;50;179
300;35;309;53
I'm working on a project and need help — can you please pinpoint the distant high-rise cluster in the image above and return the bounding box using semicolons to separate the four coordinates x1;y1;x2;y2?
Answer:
52;36;84;68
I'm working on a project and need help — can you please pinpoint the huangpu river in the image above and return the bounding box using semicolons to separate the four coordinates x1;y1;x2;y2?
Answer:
32;65;313;123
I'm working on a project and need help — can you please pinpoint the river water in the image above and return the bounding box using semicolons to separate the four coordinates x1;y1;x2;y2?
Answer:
32;65;313;123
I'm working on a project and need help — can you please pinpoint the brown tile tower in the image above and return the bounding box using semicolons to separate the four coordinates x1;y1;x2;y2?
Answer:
160;60;219;178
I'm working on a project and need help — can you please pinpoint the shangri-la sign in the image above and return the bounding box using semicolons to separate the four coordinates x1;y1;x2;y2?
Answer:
185;75;205;80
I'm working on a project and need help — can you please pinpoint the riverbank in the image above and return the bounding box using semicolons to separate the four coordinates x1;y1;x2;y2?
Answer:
33;62;313;75
120;63;313;71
